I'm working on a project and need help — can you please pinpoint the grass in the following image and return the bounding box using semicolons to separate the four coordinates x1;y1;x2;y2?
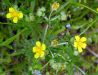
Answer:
0;0;98;75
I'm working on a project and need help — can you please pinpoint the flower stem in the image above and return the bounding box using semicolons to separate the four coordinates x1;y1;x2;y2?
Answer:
43;24;49;43
43;10;53;43
73;64;86;75
57;42;68;46
73;2;98;14
41;60;50;70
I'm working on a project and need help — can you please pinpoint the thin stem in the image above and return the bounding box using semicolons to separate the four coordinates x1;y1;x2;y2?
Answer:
49;49;54;58
43;10;53;43
55;70;58;75
56;53;66;61
87;47;98;58
41;60;50;70
80;19;97;35
73;3;98;14
57;42;68;46
73;64;86;75
49;42;68;48
43;25;49;43
49;10;53;21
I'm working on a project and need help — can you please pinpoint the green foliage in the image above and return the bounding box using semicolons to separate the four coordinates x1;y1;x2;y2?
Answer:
0;0;98;75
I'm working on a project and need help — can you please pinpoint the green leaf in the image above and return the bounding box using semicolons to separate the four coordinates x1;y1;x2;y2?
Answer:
0;28;27;47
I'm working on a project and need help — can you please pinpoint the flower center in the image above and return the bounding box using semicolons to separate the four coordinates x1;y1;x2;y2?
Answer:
36;47;42;54
77;40;82;47
12;11;19;17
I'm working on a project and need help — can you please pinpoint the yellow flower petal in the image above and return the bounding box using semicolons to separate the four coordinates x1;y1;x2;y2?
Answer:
78;47;83;53
34;53;39;58
36;41;41;47
9;7;15;12
18;12;23;18
75;35;80;41
13;17;18;23
74;35;87;53
6;13;11;18
80;37;87;42
32;47;36;52
74;42;77;48
32;41;46;58
42;44;46;50
81;43;87;49
40;51;45;57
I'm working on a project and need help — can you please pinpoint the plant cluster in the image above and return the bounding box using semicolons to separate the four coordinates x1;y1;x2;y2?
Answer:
0;0;98;75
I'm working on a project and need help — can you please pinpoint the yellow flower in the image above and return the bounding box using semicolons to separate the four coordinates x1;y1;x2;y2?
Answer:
74;35;87;53
51;2;60;11
6;7;23;23
32;41;46;59
51;39;58;47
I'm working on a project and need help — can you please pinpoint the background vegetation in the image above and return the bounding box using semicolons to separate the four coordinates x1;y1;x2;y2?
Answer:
0;0;98;75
